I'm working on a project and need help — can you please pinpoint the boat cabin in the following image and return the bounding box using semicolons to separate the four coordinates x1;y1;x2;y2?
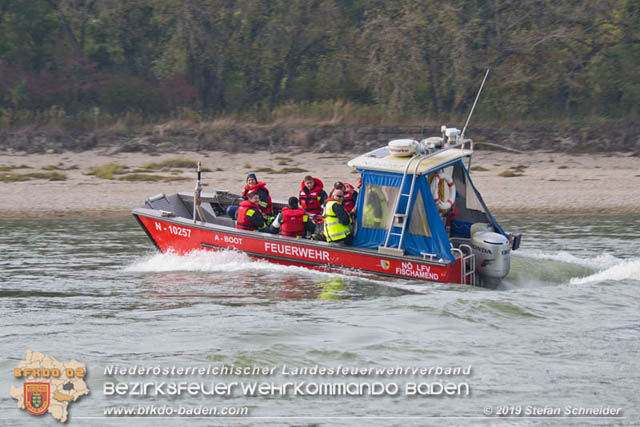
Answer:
348;130;509;264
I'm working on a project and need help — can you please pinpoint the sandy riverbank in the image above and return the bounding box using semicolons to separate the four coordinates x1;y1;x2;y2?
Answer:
1;148;639;217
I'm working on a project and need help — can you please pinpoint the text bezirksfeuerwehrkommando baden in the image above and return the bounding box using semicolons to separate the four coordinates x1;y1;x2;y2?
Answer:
104;380;470;397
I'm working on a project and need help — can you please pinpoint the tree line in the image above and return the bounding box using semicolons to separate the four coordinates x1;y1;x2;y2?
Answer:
1;0;638;126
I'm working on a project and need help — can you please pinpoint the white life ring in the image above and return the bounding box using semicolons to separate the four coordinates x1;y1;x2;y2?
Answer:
431;172;456;212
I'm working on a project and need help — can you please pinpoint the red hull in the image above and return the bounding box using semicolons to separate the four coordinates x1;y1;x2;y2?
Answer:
135;214;464;284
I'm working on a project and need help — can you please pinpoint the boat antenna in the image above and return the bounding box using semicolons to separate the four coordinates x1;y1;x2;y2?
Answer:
193;161;204;222
461;68;490;141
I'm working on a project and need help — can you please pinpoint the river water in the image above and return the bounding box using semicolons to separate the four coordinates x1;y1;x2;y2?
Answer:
1;214;638;426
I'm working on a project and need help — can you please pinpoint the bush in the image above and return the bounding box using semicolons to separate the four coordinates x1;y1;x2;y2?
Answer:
141;157;197;170
85;162;128;179
0;171;66;182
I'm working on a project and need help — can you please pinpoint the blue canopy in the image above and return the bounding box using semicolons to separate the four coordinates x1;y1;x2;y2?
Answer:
352;169;454;262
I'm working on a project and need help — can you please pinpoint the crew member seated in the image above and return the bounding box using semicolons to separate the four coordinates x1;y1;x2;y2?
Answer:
323;190;353;244
270;197;314;238
236;191;267;231
331;181;358;213
243;173;273;215
299;175;327;215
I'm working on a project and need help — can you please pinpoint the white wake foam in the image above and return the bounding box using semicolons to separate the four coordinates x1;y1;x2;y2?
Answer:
123;249;392;285
516;249;622;269
125;249;266;273
569;259;640;285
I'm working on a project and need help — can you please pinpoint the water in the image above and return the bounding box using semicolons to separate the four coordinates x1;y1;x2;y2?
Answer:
1;214;639;426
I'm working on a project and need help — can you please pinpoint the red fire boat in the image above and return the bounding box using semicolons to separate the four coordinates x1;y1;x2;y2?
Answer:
132;125;521;288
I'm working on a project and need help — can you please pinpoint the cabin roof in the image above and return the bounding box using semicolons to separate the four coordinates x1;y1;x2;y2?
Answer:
348;146;472;175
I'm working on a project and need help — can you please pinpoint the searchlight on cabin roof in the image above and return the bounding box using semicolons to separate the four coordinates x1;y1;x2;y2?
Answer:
443;127;461;144
387;125;463;159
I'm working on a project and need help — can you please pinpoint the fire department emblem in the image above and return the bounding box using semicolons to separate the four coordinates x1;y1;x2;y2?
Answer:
24;383;50;415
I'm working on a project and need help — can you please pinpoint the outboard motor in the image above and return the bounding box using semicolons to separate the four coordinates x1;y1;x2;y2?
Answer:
471;231;511;287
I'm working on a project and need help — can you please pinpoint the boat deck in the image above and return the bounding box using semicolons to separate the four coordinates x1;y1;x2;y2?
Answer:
134;190;465;266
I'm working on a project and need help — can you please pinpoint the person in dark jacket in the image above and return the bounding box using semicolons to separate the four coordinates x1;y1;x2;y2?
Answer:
299;175;327;215
330;181;358;213
271;197;314;237
236;192;266;231
242;173;273;215
323;190;353;244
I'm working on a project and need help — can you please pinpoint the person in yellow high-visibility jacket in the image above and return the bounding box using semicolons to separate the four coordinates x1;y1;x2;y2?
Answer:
322;190;353;244
363;185;388;229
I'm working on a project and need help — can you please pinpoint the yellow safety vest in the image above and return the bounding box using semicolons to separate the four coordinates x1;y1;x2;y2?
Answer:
363;187;388;228
323;200;351;242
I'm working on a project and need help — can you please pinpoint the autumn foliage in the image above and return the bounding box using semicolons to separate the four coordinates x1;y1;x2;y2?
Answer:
1;0;638;127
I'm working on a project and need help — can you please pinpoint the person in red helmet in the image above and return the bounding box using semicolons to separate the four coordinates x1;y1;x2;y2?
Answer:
299;175;327;215
242;173;273;215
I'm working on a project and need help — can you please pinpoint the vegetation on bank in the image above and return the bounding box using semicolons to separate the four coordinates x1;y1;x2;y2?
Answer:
1;0;638;137
84;158;201;182
141;157;206;171
0;164;69;181
252;167;309;174
85;162;127;180
116;173;188;183
0;171;66;182
2;116;638;155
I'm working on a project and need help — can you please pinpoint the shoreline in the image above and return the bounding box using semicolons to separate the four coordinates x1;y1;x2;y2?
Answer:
1;149;639;217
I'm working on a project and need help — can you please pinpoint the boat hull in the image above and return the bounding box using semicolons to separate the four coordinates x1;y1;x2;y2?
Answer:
133;211;465;284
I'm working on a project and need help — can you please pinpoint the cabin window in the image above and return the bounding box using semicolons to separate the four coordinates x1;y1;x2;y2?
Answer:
361;184;398;230
408;192;432;237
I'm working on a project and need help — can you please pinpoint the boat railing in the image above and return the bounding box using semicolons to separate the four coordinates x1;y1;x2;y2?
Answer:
413;137;474;172
420;252;441;262
420;138;473;160
452;244;476;286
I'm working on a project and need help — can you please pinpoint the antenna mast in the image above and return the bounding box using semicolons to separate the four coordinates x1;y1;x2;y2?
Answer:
461;69;490;140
